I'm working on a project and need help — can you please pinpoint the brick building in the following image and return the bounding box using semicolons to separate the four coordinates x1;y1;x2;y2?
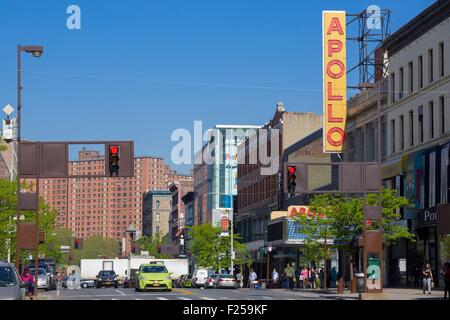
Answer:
40;149;192;240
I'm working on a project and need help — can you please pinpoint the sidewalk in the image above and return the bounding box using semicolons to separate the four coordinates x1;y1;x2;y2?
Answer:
275;287;446;300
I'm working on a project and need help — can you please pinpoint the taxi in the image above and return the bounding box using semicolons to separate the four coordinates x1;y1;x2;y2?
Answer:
135;262;172;292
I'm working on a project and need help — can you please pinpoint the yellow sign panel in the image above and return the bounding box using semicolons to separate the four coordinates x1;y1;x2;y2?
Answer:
323;11;347;153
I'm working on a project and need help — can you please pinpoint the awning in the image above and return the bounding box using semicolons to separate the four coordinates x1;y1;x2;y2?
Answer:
382;159;402;179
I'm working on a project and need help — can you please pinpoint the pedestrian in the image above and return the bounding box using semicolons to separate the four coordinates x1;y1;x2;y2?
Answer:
319;268;324;289
283;263;295;291
249;268;258;289
301;267;308;289
422;263;433;295
21;267;35;299
295;266;301;289
236;271;243;289
310;268;317;289
441;262;450;300
271;268;279;288
331;267;337;288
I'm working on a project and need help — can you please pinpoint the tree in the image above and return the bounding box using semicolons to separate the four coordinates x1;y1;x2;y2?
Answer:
135;233;171;259
187;223;249;273
71;236;119;265
0;178;59;263
295;188;415;278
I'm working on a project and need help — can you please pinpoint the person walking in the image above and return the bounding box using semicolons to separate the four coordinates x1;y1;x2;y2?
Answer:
271;268;279;288
310;268;317;289
283;263;295;291
301;267;308;289
441;262;450;300
295;266;301;289
249;268;258;289
330;267;337;288
422;263;433;295
21;267;35;300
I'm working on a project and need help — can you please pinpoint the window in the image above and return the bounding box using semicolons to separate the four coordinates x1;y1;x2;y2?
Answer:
399;67;404;99
156;226;160;234
440;96;445;134
409;110;414;147
418;55;423;89
391;119;395;153
428;48;433;84
439;42;444;78
429;101;434;139
391;73;396;103
400;115;404;150
418;106;424;143
408;61;413;93
156;213;160;222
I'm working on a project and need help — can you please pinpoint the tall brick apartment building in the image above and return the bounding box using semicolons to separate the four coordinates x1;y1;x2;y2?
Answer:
40;149;193;240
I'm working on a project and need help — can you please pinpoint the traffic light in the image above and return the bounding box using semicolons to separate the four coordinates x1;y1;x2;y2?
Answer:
74;238;83;250
287;166;296;197
108;145;120;177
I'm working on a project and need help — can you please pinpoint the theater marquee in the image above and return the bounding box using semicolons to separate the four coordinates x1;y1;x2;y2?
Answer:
323;11;347;153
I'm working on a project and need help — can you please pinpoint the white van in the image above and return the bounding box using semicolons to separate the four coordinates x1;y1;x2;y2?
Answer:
192;268;211;288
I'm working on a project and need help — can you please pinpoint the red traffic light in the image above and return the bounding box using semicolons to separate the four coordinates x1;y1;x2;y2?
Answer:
110;146;119;154
288;166;296;174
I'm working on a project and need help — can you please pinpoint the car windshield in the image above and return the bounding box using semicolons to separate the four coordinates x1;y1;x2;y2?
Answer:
99;271;115;277
29;269;46;276
220;275;236;279
0;266;16;287
141;266;167;273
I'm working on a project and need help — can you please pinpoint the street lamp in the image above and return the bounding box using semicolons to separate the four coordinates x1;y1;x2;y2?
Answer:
15;45;44;298
265;245;273;286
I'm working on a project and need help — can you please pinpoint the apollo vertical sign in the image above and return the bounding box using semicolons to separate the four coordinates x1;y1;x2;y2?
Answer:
323;11;347;153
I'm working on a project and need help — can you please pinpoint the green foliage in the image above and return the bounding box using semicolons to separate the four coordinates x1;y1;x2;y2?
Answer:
295;188;415;266
0;178;59;263
135;233;171;259
187;223;250;272
71;236;120;265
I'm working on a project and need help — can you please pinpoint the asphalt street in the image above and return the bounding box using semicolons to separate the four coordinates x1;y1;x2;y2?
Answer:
39;286;330;300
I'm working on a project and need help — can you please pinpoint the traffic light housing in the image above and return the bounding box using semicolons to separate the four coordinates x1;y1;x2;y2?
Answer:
287;166;297;196
105;141;134;178
109;145;120;177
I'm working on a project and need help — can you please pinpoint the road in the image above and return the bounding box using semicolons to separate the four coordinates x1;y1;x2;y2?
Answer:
39;286;330;300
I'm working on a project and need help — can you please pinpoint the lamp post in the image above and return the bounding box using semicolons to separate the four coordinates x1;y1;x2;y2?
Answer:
15;45;43;297
266;245;272;286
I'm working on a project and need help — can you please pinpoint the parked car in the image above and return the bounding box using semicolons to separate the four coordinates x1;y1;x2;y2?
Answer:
27;263;57;290
213;274;237;289
182;275;193;288
96;270;118;288
80;279;96;288
29;268;51;291
206;274;219;288
0;260;25;300
192;268;210;288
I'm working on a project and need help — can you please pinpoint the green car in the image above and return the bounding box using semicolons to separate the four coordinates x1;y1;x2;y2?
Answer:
182;275;193;288
135;263;172;292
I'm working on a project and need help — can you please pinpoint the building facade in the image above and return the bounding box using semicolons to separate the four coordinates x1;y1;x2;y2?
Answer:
142;190;172;238
40;150;192;243
236;102;323;270
169;179;194;242
193;125;261;226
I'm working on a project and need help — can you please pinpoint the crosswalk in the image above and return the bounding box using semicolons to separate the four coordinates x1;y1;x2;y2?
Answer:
89;296;263;301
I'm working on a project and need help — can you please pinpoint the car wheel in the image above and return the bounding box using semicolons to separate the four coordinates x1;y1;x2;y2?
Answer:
96;283;101;288
45;287;50;292
114;283;118;289
81;283;88;289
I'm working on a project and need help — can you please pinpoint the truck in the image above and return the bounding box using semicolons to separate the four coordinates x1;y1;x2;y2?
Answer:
80;256;189;287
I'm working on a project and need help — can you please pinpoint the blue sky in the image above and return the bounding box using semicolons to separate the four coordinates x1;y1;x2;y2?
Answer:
0;0;435;174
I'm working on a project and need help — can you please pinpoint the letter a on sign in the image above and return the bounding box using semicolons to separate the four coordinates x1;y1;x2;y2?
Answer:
323;11;347;153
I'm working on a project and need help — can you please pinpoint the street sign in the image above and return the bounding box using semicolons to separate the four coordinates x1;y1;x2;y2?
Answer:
2;118;15;143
